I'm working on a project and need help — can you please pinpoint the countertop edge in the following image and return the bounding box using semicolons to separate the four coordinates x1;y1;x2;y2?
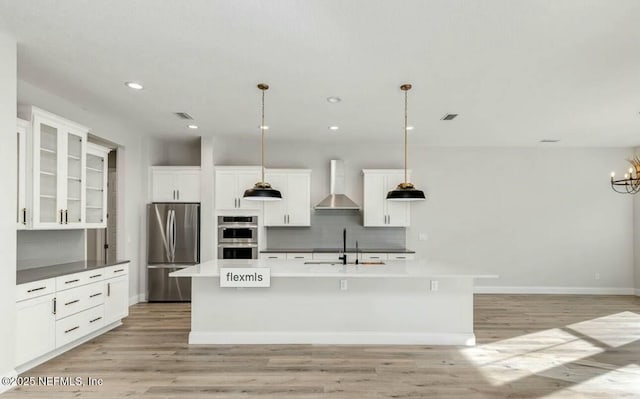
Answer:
17;260;131;285
170;263;499;280
260;249;416;254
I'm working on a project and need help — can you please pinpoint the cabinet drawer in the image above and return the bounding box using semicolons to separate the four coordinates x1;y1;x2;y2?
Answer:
286;253;312;261
312;252;356;261
56;281;104;320
104;263;129;278
84;304;105;334
55;310;86;348
56;271;93;290
17;278;56;302
312;253;340;261
389;253;415;260
360;253;388;261
260;253;286;260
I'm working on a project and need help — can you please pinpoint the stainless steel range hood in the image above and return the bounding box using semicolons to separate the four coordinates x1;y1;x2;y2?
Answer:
314;160;360;210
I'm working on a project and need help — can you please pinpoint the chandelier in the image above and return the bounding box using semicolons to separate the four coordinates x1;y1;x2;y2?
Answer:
610;157;640;194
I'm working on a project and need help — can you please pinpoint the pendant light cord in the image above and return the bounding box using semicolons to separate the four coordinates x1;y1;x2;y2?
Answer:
261;87;265;183
404;88;408;184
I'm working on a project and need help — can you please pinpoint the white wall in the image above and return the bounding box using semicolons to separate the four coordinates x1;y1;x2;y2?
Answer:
0;32;17;389
148;137;201;166
18;80;149;304
215;137;635;293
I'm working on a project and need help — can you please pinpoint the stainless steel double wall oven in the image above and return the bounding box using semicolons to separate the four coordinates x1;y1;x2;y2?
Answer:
217;216;258;259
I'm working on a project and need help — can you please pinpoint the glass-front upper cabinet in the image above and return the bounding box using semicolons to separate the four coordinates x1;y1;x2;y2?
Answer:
85;143;110;228
64;129;86;226
30;108;88;229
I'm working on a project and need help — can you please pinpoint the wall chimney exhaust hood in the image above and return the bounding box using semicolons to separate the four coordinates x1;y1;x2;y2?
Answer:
314;160;360;210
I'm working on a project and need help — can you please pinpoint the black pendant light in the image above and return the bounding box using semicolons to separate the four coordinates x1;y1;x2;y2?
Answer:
387;84;426;201
243;83;282;201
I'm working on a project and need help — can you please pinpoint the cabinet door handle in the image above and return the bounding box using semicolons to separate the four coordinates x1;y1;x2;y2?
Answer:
396;256;406;259
60;209;64;224
89;316;102;324
107;282;111;297
268;256;278;259
370;256;380;259
52;298;56;315
65;209;68;224
64;299;80;306
27;286;46;293
89;274;102;279
65;326;80;334
89;292;103;298
287;215;290;224
387;215;390;225
177;190;180;201
113;268;125;273
65;279;80;284
22;208;27;225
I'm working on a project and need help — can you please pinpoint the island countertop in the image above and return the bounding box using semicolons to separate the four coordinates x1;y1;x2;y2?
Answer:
170;259;498;279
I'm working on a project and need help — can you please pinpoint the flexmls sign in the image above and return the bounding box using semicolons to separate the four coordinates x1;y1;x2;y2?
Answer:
220;268;271;288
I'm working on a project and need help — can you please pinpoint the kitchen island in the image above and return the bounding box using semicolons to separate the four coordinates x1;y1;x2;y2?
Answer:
170;259;498;346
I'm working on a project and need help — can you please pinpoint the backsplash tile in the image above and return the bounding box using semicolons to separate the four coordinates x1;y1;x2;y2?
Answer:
265;210;406;250
17;230;85;269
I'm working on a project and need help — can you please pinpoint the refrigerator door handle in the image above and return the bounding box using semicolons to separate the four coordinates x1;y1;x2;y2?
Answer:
167;209;176;262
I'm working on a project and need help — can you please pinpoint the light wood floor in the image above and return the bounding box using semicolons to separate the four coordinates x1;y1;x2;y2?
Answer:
7;295;640;398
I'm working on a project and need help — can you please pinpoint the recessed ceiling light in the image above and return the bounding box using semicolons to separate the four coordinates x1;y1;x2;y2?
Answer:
125;81;143;90
540;139;560;143
441;113;458;121
187;124;198;129
328;126;339;131
405;126;414;131
327;96;341;104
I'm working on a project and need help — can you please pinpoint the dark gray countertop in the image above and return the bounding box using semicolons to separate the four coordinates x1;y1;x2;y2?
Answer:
17;260;130;285
260;248;415;254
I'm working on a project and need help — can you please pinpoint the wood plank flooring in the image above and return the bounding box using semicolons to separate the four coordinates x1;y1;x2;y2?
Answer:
6;295;640;398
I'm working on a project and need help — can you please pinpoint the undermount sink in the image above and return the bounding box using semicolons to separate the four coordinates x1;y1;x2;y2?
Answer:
304;261;385;265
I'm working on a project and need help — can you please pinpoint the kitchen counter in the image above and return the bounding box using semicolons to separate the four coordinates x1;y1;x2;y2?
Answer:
260;248;416;253
171;259;498;346
171;259;496;279
17;259;130;284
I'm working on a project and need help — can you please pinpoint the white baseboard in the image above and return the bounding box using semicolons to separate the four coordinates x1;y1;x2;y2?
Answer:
129;293;146;305
0;369;17;394
475;286;635;295
189;331;476;346
15;321;122;375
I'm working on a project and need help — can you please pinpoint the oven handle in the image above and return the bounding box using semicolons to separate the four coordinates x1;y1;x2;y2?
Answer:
217;244;258;248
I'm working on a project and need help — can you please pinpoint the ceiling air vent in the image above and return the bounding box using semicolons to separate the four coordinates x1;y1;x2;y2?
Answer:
540;139;560;143
441;114;458;121
174;112;194;120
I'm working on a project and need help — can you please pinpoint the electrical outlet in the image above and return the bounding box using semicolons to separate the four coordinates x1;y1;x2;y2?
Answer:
594;273;601;280
430;280;439;291
340;279;348;291
419;233;428;241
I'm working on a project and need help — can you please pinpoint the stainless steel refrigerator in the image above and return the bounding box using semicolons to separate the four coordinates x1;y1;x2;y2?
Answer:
147;203;200;302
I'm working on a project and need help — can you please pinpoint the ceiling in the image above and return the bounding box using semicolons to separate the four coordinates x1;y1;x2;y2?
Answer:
0;0;639;146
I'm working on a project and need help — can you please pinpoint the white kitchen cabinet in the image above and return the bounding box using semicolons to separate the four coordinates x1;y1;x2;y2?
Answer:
85;143;110;227
260;253;287;260
215;166;263;210
30;108;88;229
15;293;56;366
104;274;129;325
151;166;201;202
15;262;130;370
263;169;311;226
17;119;30;228
362;170;410;227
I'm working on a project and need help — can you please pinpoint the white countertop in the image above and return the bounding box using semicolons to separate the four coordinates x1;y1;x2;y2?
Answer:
169;259;499;279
